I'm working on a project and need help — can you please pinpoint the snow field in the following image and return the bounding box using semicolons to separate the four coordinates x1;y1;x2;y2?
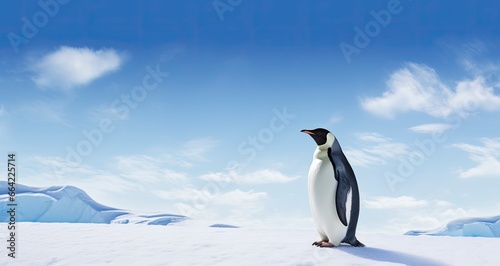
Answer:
1;223;500;266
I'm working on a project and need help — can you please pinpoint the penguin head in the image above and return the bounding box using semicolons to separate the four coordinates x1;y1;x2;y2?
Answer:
301;128;335;150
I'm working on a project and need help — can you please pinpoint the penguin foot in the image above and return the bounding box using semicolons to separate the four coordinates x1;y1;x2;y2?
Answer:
342;237;365;247
312;241;335;248
349;240;365;247
312;241;323;246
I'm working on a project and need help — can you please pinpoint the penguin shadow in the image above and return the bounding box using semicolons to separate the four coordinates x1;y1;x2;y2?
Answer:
337;245;447;266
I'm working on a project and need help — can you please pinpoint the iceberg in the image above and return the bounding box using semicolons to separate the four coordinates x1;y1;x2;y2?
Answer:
0;181;187;225
405;215;500;237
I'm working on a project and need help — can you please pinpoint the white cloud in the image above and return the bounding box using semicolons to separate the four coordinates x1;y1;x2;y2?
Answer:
154;188;268;220
198;169;298;184
355;132;390;143
361;63;453;118
329;115;343;124
344;148;386;167
435;200;454;208
394;216;442;232
457;41;500;75
440;208;468;221
390;206;469;233
344;132;408;167
25;156;137;197
153;188;204;202
33;46;123;90
400;215;442;229
364;196;428;209
113;155;188;183
89;105;129;122
198;171;235;183
160;154;194;168
24;153;273;222
20;100;69;125
180;137;219;161
449;77;500;114
25;155;195;210
154;187;268;205
203;189;268;222
361;63;500;118
363;142;408;159
237;169;297;184
409;123;453;134
364;196;472;234
452;138;500;178
212;189;268;206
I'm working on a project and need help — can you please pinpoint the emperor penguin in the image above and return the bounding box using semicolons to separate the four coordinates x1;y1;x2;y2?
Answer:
301;128;364;248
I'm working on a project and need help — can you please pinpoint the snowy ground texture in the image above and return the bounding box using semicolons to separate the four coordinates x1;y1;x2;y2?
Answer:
2;223;500;266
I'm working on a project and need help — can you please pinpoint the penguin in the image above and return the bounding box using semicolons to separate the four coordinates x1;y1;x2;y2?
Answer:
301;128;364;248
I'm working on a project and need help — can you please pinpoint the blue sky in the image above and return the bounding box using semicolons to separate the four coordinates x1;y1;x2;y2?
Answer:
1;0;500;233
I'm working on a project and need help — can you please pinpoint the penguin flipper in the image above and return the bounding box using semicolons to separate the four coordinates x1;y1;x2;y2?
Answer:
335;169;351;226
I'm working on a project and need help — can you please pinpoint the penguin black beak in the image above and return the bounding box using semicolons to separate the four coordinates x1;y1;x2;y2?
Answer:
301;129;315;135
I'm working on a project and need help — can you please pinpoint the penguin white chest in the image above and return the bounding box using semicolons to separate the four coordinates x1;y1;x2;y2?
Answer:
307;155;350;246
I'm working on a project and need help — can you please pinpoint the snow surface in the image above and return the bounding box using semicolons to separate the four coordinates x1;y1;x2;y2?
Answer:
1;223;500;265
0;181;187;225
2;182;500;265
406;215;500;237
